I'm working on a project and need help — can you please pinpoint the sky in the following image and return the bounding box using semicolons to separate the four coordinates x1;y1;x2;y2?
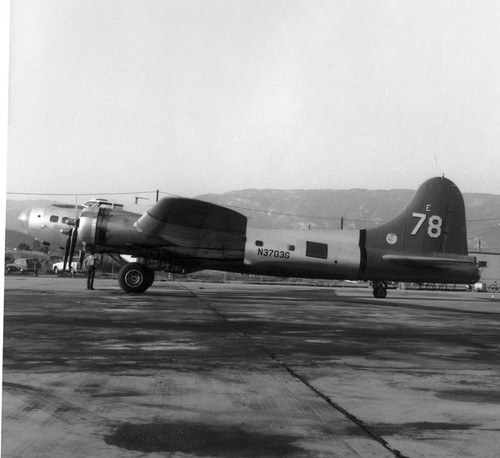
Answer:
6;0;500;201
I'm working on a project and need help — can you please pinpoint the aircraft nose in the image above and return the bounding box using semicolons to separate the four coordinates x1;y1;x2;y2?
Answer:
18;208;32;233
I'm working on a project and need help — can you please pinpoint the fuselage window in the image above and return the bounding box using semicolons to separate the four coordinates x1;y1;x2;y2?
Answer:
62;217;69;224
255;240;264;247
478;261;488;268
306;241;328;259
287;245;295;251
49;215;59;223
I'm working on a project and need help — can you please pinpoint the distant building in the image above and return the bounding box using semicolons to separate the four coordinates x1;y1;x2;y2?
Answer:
470;252;500;291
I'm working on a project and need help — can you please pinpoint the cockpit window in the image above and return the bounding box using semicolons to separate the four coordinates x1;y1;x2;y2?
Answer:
83;199;124;210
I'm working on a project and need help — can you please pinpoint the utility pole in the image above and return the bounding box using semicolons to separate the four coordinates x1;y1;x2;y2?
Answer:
340;217;344;230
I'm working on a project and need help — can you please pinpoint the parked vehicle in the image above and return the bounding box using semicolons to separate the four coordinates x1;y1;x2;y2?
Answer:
52;258;83;275
5;258;42;275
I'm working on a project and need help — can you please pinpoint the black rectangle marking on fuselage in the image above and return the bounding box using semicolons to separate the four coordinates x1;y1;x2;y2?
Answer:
306;241;328;259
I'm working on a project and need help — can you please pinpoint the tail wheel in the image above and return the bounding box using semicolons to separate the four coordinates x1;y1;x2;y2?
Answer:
118;262;154;293
372;281;388;299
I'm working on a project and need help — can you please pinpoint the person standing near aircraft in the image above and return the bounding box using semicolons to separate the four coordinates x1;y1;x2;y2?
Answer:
84;252;98;290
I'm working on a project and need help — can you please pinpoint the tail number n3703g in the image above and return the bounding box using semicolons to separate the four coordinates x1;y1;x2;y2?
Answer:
257;248;291;259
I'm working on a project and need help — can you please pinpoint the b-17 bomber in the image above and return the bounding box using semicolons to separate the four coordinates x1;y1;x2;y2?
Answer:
19;177;479;297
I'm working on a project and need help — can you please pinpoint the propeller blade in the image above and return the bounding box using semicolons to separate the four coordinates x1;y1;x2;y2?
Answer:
77;250;86;270
67;219;80;267
63;228;72;271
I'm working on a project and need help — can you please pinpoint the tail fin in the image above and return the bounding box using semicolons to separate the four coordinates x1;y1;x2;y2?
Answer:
365;177;468;256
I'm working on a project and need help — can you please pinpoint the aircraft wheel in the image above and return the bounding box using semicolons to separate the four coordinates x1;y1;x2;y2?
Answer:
118;262;152;293
144;267;155;289
373;282;387;299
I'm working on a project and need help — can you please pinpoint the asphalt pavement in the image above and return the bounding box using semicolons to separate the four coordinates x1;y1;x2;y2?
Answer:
3;276;500;457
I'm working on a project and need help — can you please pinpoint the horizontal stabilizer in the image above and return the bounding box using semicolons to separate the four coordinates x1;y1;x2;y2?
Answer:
383;254;476;268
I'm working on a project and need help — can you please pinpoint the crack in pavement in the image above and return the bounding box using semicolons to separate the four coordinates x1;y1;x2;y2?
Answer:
180;282;408;458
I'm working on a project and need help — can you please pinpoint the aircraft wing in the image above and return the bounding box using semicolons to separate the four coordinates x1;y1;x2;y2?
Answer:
133;197;248;260
382;254;476;269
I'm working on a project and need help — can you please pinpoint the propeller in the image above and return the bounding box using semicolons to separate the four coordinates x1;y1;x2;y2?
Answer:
62;217;83;272
68;218;80;266
61;199;108;272
62;230;72;272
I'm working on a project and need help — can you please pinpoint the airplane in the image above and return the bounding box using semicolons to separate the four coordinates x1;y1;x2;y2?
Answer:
18;177;480;298
17;198;124;254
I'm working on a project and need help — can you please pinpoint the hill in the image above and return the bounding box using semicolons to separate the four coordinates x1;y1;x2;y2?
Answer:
6;188;500;253
196;189;500;252
5;229;36;251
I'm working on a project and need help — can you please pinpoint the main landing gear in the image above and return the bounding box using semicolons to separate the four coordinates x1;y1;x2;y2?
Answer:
372;281;387;299
118;262;155;293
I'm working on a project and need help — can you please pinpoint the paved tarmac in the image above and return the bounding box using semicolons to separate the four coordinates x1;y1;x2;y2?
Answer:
3;276;500;457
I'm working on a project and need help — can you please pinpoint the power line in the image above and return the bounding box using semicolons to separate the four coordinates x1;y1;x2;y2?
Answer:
7;190;500;226
467;217;500;222
218;204;343;221
6;190;158;197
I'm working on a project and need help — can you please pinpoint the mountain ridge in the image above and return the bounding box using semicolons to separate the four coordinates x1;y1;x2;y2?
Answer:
5;187;500;252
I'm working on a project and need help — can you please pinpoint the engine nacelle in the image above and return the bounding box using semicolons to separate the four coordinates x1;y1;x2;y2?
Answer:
79;208;159;252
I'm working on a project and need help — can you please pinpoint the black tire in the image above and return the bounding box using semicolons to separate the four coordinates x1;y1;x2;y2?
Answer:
373;285;387;299
144;267;155;289
118;263;152;293
487;284;498;293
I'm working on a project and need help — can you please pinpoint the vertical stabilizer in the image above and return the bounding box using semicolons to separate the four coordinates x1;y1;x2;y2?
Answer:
361;177;478;290
364;177;468;256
